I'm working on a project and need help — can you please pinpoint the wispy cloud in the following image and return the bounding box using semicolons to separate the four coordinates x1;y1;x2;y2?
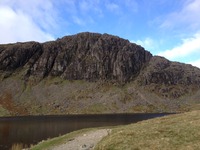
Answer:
79;0;102;16
160;0;200;31
156;0;200;67
0;0;58;43
0;0;105;44
0;5;54;44
135;38;155;50
132;37;162;54
72;16;86;26
105;0;138;14
158;32;200;60
106;2;120;13
1;0;60;32
77;0;103;25
0;0;140;44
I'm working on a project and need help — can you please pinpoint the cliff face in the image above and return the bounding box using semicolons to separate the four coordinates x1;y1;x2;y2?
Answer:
140;56;200;86
0;32;152;83
0;32;200;116
137;56;200;98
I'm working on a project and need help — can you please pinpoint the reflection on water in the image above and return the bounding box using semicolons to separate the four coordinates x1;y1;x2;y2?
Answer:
11;143;26;150
0;113;170;150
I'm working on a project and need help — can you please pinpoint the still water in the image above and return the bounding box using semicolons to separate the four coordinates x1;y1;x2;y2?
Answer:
0;113;170;150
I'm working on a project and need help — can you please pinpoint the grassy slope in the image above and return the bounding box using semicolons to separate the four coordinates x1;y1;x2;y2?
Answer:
95;110;200;150
1;76;199;116
30;111;200;150
0;105;10;116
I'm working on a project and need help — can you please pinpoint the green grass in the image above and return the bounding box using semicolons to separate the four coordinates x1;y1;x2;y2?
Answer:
0;105;10;116
83;103;108;113
95;110;200;150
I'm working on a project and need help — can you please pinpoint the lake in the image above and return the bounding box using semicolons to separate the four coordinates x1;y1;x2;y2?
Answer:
0;113;170;150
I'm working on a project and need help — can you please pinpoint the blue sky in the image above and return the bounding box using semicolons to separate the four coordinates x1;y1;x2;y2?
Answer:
0;0;200;68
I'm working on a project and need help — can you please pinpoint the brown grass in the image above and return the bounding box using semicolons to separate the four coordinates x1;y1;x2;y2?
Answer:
11;143;24;150
0;92;28;116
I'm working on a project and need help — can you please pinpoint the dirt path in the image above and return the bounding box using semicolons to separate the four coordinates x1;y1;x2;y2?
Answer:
51;129;111;150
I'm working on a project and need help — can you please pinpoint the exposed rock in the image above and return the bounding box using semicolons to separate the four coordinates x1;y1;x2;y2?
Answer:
138;56;200;98
0;32;152;83
0;42;42;70
139;56;200;86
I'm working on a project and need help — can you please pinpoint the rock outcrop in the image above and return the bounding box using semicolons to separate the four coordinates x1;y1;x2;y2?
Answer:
138;56;200;98
140;56;200;86
0;32;152;83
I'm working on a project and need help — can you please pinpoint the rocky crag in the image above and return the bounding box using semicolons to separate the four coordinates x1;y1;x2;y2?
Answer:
0;32;200;116
0;32;152;83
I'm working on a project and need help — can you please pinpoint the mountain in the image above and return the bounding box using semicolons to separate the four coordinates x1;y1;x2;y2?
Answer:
0;32;152;82
0;32;200;116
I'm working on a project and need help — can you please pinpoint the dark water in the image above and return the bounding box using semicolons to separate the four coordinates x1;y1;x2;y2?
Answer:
0;113;170;150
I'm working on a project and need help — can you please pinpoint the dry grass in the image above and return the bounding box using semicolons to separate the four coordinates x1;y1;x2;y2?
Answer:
95;110;200;150
11;143;24;150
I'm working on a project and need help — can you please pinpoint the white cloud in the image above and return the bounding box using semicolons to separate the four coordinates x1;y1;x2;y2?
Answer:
0;0;58;44
1;0;59;31
160;0;200;30
157;0;200;67
189;59;200;68
132;37;161;54
135;38;154;50
0;6;54;44
158;32;200;59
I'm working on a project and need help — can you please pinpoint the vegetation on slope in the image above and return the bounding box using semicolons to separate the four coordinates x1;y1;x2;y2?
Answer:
0;105;10;116
0;75;199;116
95;110;200;150
1;72;200;117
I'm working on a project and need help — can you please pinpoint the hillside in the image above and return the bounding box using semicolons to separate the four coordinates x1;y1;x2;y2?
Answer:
95;110;200;150
0;32;200;116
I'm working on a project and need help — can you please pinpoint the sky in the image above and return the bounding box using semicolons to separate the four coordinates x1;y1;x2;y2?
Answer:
0;0;200;68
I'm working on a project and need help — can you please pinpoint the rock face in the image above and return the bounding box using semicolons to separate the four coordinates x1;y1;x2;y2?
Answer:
140;56;200;86
0;32;152;83
0;32;200;115
138;56;200;98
